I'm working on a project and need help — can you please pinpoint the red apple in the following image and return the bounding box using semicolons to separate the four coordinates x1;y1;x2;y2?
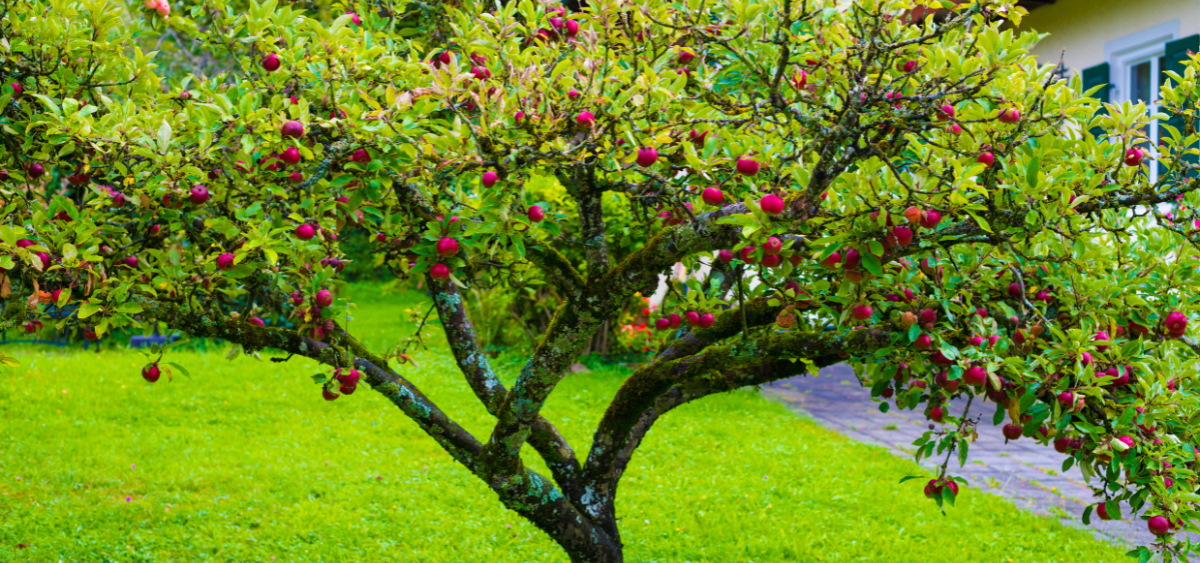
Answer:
528;205;545;222
142;365;161;383
262;53;280;72
963;366;986;386
281;120;305;138
1148;516;1171;536
188;185;210;205
736;157;760;176
295;224;315;240
576;111;595;127
997;108;1020;124
216;253;235;271
1002;424;1023;441
701;187;724;206
431;263;451;281
763;237;783;255
1125;147;1144;167
760;194;784;216
436;237;459;258
977;151;995;168
636;146;658;167
482;171;499;188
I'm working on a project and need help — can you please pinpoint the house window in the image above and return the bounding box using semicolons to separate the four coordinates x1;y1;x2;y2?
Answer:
1104;20;1179;183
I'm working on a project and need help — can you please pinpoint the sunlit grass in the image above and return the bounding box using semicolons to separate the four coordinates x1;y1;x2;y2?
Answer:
0;284;1125;562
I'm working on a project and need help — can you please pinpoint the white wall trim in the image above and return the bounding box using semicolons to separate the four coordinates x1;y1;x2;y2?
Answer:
1104;19;1180;101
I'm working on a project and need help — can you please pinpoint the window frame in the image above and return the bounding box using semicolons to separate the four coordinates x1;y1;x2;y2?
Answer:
1104;20;1180;184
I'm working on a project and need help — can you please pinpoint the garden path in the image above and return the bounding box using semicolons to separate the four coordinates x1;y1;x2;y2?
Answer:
764;365;1166;548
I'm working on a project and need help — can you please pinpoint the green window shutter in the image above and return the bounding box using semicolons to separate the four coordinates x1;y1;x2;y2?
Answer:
1081;63;1110;138
1162;34;1199;178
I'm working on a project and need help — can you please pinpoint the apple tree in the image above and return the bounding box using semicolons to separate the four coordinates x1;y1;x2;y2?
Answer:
4;0;1200;561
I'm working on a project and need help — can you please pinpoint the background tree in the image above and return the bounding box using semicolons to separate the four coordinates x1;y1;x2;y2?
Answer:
3;0;1200;561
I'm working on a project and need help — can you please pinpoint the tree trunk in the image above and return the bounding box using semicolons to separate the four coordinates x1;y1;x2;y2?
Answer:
559;528;622;563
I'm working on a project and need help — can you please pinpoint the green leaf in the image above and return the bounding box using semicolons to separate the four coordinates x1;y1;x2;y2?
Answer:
862;252;882;276
165;362;190;378
116;303;144;314
77;302;103;319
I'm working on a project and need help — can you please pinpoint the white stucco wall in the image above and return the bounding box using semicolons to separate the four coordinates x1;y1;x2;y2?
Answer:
1020;0;1200;71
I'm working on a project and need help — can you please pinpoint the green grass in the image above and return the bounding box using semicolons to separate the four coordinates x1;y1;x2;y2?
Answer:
0;284;1126;562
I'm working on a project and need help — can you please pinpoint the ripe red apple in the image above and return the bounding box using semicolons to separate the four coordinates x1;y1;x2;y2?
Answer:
1148;516;1171;536
761;254;783;268
850;304;872;320
482;171;499;188
1163;311;1187;338
739;246;758;264
8;82;22;96
842;248;861;271
963;366;986;386
678;50;695;65
701;187;724;206
431;263;451;281
760;194;784;216
528;205;545;222
471;66;491;81
698;313;715;329
997;108;1020;124
262;53;281;72
1057;391;1074;408
1094;331;1110;352
281;120;305;138
1007;282;1023;298
576;111;595;127
636;146;658;167
669;313;682;329
936;104;955;120
296;224;315;240
763;237;783;255
189;184;210;204
920;210;942;229
918;308;936;325
914;334;932;350
323;387;338;401
903;206;923;224
717;249;735;263
655;317;671;331
928;406;945;423
977;151;995;168
684;311;700;326
142;365;161;383
314;289;333;308
948;123;963;135
1124;147;1144;167
248;317;265;327
280;146;301;166
816;253;838;270
736;157;760;176
216;253;235;271
1002;424;1022;441
27;163;45;179
891;225;913;246
288;172;303;184
1128;321;1150;338
436;237;459;258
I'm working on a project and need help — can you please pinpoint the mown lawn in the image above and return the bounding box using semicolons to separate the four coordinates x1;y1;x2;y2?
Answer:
0;284;1126;562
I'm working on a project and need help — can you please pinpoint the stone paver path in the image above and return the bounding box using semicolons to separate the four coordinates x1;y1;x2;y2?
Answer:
765;365;1163;548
